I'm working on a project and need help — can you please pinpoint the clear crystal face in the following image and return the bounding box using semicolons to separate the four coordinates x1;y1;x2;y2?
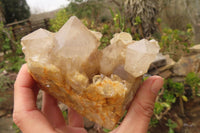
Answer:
21;29;55;63
21;16;160;129
124;39;160;77
54;16;99;69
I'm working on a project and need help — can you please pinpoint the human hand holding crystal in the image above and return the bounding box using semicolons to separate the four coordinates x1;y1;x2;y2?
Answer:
13;64;163;133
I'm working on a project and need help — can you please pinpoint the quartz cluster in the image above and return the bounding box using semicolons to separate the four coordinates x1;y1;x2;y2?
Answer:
21;16;160;129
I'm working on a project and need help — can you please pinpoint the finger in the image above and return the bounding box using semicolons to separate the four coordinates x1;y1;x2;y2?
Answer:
13;64;55;133
14;64;38;112
68;108;84;128
55;126;87;133
116;76;164;133
42;92;67;129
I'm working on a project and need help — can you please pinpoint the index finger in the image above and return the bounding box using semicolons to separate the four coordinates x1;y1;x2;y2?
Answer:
13;64;55;133
14;64;38;112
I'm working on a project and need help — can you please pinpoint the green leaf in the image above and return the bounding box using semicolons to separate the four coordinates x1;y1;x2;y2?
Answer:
182;95;188;102
169;128;174;133
103;128;111;133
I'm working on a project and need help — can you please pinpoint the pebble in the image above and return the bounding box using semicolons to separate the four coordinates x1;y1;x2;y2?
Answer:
0;110;7;117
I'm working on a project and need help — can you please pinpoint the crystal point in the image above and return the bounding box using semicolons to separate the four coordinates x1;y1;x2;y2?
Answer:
54;16;99;70
124;39;160;77
21;28;54;62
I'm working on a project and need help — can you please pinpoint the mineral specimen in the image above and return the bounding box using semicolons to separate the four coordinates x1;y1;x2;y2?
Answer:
21;16;160;129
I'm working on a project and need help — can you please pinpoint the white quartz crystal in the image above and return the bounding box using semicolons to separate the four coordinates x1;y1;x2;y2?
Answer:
21;16;160;130
100;32;134;75
54;16;100;70
124;39;160;77
21;29;54;63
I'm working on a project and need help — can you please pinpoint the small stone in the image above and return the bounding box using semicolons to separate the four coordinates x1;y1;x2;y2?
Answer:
189;44;200;54
149;53;166;71
159;70;172;79
58;103;68;111
158;55;176;72
171;76;185;82
148;69;159;75
3;70;8;75
148;54;175;76
0;52;3;56
173;54;200;76
0;110;6;117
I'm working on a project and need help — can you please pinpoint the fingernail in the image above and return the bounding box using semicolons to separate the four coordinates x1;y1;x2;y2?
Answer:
151;78;163;95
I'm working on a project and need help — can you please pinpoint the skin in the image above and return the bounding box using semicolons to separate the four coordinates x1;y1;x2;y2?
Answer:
13;64;164;133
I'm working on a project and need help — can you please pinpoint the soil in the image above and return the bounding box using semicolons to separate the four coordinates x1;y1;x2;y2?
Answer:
0;115;15;133
0;72;16;133
150;98;200;133
182;98;200;133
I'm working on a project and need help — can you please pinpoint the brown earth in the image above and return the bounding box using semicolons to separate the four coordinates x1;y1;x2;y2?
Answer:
150;98;200;133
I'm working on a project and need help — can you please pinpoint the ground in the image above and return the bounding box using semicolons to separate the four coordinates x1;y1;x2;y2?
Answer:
0;72;16;133
150;98;200;133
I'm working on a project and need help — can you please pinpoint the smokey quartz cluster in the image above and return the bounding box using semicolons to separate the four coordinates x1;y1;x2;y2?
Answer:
21;16;160;129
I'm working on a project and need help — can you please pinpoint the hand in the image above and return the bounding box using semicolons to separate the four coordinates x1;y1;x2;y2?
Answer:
13;64;163;133
13;64;87;133
111;74;163;133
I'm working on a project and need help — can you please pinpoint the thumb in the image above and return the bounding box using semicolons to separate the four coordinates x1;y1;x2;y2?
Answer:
116;76;164;133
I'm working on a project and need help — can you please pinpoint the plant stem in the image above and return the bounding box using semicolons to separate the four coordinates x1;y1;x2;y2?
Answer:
192;87;196;98
179;96;185;116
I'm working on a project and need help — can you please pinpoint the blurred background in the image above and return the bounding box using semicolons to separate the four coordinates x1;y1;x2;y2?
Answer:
0;0;200;132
